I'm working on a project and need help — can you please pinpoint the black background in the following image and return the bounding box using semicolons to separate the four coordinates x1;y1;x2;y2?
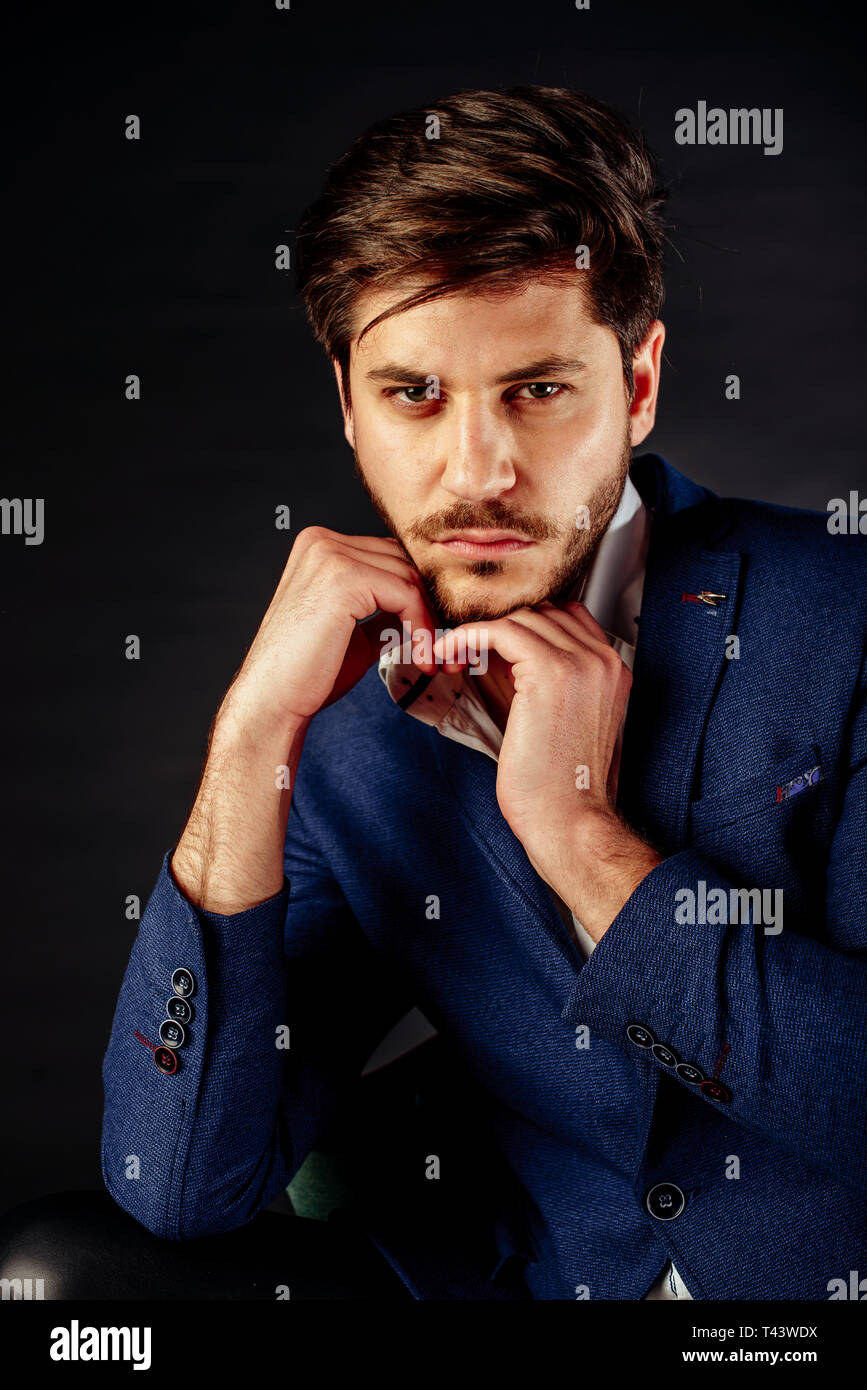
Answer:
1;0;864;1211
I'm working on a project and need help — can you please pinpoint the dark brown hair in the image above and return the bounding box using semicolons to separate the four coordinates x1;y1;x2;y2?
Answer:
295;86;669;408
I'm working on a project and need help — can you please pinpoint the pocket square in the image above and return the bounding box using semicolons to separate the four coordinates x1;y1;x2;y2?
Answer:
776;764;821;803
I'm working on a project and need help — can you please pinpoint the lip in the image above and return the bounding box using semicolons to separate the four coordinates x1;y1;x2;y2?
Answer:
435;529;535;558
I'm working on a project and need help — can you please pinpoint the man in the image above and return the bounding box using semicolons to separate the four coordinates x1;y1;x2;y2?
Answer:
93;86;866;1300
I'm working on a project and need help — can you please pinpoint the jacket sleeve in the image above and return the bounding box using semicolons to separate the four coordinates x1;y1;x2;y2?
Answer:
562;669;867;1194
100;798;415;1240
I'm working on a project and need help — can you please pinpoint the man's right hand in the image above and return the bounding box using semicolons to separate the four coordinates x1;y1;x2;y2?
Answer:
225;526;438;727
170;528;437;914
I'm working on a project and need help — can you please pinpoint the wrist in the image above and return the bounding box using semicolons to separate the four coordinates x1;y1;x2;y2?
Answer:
529;809;662;945
213;687;311;760
569;805;630;865
525;805;620;881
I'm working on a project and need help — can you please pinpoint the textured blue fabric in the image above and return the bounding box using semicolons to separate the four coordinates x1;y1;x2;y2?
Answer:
101;453;867;1300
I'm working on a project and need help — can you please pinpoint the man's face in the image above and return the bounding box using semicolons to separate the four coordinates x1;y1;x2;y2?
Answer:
335;278;663;625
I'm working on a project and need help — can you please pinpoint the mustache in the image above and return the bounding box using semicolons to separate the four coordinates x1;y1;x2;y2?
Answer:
404;502;559;543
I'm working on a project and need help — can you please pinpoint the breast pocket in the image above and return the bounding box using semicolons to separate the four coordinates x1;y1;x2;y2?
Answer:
689;744;823;840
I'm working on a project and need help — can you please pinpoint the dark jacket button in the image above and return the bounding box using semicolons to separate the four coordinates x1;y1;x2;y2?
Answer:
700;1079;732;1103
158;1019;186;1049
171;968;196;998
652;1043;679;1067
166;996;193;1024
154;1046;180;1075
676;1062;705;1085
645;1182;686;1221
626;1023;655;1049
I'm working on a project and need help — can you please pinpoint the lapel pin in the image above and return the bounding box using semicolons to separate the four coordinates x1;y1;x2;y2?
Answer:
681;590;728;608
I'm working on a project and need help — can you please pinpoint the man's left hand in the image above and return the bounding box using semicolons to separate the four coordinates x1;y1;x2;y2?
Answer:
432;601;662;942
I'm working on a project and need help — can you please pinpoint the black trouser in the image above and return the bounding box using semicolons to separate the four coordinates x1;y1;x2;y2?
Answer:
0;1191;414;1300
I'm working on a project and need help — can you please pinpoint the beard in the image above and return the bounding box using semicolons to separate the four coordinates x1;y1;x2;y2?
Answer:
351;422;632;626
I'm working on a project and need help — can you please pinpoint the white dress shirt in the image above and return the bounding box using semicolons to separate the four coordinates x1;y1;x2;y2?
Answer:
377;475;693;1301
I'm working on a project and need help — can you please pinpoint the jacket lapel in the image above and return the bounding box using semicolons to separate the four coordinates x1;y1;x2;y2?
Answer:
618;458;743;852
428;727;585;968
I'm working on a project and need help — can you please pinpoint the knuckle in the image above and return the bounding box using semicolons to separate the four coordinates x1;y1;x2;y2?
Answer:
318;549;352;583
296;524;329;545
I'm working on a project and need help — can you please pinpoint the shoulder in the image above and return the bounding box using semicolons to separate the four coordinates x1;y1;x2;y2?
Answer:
641;454;867;627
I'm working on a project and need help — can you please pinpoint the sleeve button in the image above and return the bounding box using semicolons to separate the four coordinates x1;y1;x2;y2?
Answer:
166;997;193;1025
154;1046;180;1075
158;1019;186;1049
626;1023;655;1049
700;1079;732;1103
171;968;196;998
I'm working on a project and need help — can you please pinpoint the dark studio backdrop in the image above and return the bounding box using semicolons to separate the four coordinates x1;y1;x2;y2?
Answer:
1;0;864;1213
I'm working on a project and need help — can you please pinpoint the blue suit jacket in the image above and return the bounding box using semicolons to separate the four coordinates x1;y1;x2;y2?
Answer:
101;454;867;1299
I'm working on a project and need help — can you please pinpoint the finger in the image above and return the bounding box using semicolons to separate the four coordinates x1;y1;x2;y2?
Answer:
318;539;422;586
347;567;440;674
292;525;409;563
331;534;415;561
502;606;580;652
319;543;439;656
556;600;614;648
529;602;614;655
432;616;549;671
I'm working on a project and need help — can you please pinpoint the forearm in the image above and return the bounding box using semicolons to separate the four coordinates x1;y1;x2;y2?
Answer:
171;692;311;914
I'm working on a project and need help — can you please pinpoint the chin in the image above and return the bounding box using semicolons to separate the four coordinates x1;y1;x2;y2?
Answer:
431;574;555;627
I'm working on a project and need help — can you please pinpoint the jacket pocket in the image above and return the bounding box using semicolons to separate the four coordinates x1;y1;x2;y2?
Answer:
689;744;822;838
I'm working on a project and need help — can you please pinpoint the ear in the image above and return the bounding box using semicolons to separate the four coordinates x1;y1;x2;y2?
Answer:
332;358;355;449
629;320;665;448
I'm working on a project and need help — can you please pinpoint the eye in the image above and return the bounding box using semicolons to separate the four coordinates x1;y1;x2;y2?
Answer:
386;385;431;406
511;382;568;401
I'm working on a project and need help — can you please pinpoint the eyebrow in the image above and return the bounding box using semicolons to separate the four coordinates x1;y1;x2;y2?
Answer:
364;356;587;386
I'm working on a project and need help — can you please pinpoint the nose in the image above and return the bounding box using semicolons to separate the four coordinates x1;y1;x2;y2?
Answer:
438;398;517;502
